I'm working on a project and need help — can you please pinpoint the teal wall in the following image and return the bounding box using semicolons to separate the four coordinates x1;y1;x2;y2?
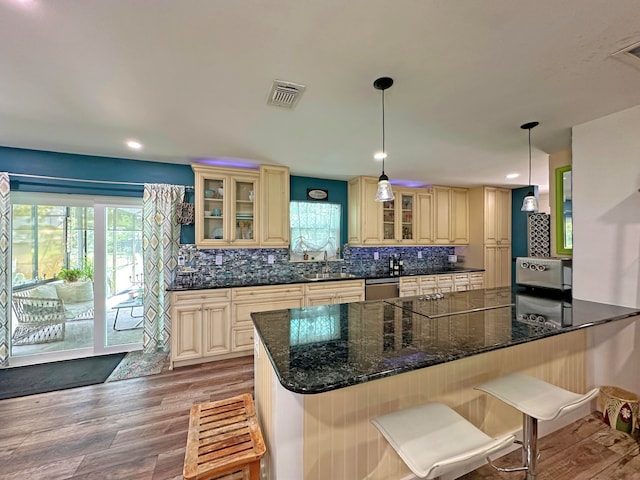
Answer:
0;146;196;242
511;185;538;286
290;176;349;247
0;147;350;247
0;146;193;195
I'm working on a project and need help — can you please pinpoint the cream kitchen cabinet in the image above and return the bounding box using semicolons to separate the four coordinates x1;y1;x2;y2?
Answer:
381;190;417;244
399;272;483;297
416;191;434;244
232;284;305;352
193;164;260;248
399;277;420;297
348;177;469;246
479;186;511;245
433;186;469;245
467;186;512;288
484;245;512;289
170;289;233;369
385;274;480;298
259;164;290;247
435;273;454;293
469;271;486;290
348;176;383;245
305;280;365;306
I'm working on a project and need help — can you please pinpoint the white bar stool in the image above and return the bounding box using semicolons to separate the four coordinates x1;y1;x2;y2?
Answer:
475;373;599;480
371;402;514;479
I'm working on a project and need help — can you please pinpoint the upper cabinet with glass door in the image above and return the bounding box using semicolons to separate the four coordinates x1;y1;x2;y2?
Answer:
193;165;259;248
382;190;416;244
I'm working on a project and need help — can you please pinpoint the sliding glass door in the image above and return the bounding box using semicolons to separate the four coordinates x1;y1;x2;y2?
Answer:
102;206;144;347
10;193;142;365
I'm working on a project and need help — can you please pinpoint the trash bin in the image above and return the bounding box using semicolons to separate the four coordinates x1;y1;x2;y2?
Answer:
600;385;638;434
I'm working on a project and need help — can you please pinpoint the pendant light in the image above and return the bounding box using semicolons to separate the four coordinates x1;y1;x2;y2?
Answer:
374;77;395;202
520;121;539;212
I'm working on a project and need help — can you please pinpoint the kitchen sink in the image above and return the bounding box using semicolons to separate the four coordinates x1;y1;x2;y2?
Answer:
301;272;358;281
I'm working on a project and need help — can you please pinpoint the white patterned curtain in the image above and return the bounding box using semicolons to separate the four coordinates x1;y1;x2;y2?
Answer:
0;173;10;366
142;184;185;353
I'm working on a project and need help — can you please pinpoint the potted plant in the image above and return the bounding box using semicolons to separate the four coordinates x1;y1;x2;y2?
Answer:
57;258;94;283
57;267;86;283
55;258;95;305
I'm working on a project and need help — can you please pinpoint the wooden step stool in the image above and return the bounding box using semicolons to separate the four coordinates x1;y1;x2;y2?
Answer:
183;393;266;480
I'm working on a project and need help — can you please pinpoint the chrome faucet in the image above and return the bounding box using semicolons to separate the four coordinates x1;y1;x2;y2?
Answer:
322;250;329;274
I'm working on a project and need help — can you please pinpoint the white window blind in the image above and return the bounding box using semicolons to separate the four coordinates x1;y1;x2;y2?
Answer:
290;201;341;260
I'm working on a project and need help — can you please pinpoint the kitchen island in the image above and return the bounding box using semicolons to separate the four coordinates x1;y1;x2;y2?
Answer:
251;288;640;480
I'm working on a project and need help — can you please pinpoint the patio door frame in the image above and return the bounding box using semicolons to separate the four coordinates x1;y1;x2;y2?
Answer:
10;193;143;367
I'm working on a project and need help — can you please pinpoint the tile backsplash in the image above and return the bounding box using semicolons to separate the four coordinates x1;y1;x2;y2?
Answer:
174;245;455;286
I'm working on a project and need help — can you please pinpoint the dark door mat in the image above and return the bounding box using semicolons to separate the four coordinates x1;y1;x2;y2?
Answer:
0;352;126;400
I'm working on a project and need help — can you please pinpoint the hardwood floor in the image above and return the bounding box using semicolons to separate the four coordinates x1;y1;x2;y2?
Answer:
0;356;638;480
461;413;640;480
0;356;254;480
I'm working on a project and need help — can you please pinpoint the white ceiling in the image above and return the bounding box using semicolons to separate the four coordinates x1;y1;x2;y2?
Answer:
2;0;640;193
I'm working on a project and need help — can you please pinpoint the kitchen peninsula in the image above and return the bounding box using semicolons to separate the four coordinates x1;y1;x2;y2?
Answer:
251;288;640;480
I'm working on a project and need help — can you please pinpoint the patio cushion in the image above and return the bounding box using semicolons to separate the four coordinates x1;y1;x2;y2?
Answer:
30;284;59;299
55;280;94;303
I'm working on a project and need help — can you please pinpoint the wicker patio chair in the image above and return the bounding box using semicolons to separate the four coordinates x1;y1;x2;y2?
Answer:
12;294;66;345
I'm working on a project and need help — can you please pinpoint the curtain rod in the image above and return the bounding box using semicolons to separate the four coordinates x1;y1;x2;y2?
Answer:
8;172;194;189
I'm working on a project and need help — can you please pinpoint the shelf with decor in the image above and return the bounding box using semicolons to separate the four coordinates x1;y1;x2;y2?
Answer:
381;190;416;244
193;165;259;248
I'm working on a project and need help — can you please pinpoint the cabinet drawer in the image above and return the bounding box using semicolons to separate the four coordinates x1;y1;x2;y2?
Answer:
399;286;419;297
399;277;419;288
437;274;453;285
232;284;305;301
453;273;469;283
232;327;254;351
419;275;437;287
305;280;364;294
469;272;485;283
172;288;231;304
336;291;365;304
233;298;304;326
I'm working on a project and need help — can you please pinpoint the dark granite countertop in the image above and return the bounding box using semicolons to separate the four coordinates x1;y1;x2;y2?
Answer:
167;266;484;291
251;288;640;395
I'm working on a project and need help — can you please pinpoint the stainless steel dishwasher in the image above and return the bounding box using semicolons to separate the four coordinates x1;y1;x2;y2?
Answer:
365;277;400;300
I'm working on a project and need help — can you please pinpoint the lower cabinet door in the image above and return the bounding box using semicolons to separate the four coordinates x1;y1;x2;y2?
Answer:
171;304;203;362
203;302;231;356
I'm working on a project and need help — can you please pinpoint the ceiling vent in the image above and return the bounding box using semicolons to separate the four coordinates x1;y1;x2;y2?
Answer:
611;40;640;70
267;80;306;109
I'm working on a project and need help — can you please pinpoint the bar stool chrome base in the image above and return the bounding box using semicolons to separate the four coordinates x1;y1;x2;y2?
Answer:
371;402;514;479
476;373;599;479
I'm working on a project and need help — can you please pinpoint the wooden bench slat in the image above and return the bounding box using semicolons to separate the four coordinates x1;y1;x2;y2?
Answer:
184;393;265;480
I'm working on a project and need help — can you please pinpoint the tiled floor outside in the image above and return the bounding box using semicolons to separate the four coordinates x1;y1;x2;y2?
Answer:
11;293;143;357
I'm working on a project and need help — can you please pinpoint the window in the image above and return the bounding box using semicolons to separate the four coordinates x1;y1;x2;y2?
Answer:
12;201;94;286
289;201;341;261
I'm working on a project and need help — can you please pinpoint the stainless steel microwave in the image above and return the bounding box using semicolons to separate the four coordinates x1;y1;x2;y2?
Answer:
515;257;572;291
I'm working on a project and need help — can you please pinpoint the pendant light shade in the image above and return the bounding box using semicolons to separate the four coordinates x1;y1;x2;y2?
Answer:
520;121;539;213
374;77;395;202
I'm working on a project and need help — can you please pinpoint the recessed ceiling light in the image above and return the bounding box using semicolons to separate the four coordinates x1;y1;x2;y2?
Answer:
126;140;143;150
506;173;520;179
374;151;387;160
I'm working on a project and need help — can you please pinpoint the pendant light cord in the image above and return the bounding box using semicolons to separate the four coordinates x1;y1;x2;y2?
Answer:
528;127;532;187
381;88;386;175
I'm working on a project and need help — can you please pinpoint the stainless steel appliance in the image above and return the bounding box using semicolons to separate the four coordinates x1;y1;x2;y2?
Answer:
365;277;399;300
515;257;572;291
515;293;572;328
